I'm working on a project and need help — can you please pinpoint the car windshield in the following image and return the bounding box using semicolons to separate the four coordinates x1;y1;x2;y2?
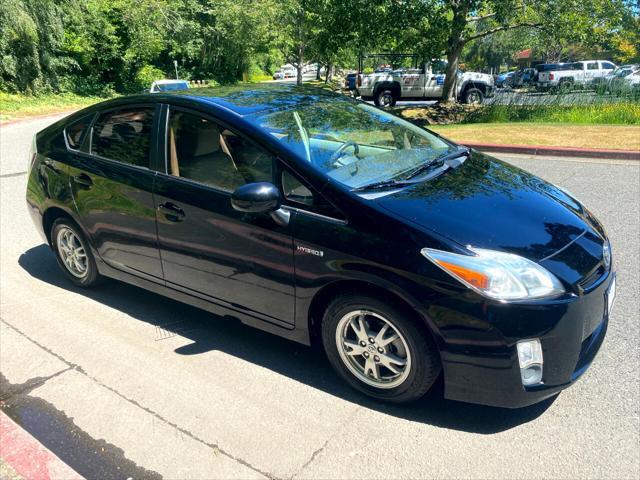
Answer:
250;99;453;189
613;67;634;77
157;82;188;91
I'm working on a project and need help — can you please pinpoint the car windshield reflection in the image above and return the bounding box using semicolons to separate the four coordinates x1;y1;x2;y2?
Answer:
250;100;452;189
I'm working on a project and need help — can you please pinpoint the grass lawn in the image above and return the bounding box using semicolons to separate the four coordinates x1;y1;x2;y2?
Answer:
429;123;640;151
0;92;113;122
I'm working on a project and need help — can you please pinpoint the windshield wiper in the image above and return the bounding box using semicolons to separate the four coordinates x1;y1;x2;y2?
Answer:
351;147;470;193
403;147;470;180
351;179;414;192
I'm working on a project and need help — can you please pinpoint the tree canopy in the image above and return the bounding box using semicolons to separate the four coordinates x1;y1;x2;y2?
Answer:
0;0;637;95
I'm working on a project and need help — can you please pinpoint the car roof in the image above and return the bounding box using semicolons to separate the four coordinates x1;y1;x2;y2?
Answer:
152;83;344;116
67;84;347;124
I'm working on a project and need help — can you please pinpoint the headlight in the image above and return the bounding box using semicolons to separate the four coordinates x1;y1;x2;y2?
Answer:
421;247;565;301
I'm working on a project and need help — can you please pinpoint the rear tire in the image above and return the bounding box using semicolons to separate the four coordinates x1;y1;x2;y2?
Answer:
374;89;397;107
51;218;100;288
321;294;441;403
558;80;573;93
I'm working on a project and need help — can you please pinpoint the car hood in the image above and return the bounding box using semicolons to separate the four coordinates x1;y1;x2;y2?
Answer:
377;153;605;262
461;71;494;84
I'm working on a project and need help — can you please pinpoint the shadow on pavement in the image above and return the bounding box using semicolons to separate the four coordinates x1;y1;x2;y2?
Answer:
19;244;556;434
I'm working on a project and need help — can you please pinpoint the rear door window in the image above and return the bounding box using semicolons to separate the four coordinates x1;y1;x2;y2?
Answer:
91;107;154;168
587;62;599;70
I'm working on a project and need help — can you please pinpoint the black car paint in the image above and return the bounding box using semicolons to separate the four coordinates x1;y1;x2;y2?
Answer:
26;84;612;408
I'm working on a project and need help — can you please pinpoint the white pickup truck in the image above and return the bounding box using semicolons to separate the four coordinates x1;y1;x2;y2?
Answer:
357;62;495;106
537;60;616;91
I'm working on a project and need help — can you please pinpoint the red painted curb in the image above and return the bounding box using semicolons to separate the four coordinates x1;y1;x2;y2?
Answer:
0;411;83;480
463;142;640;160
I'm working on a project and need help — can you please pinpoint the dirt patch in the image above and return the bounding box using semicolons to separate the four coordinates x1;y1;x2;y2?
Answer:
393;103;481;126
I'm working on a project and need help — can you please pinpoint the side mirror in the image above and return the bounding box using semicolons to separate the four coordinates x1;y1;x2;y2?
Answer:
231;182;281;213
231;182;290;226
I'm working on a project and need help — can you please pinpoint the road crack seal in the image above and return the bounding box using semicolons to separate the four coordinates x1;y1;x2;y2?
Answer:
0;171;27;178
0;366;74;401
290;406;362;479
1;373;162;480
0;317;277;479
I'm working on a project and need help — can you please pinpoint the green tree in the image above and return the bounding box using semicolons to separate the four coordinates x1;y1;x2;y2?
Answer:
415;0;628;101
0;0;70;93
276;0;319;85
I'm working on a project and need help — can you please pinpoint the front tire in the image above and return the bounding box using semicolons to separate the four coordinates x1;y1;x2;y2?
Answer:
374;89;397;107
462;87;485;104
51;218;100;287
321;294;441;403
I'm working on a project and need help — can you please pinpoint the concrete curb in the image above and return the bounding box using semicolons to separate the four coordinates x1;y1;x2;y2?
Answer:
463;142;640;160
0;411;83;480
0;110;76;127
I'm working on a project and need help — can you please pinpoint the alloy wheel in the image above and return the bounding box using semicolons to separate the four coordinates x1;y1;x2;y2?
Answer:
335;310;412;389
380;94;393;107
56;226;88;278
467;91;482;104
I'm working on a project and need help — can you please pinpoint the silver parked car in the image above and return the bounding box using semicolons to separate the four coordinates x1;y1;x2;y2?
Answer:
149;80;190;93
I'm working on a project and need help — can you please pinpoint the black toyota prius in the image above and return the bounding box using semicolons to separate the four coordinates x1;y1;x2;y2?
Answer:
26;84;615;408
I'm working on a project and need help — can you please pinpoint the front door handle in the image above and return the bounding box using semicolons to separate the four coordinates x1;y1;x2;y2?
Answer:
158;202;185;222
73;173;93;188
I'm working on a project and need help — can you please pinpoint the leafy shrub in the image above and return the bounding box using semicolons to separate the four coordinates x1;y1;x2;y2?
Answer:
133;65;167;92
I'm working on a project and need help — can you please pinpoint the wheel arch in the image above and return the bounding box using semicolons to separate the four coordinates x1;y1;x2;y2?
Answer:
307;279;440;352
373;81;401;98
42;206;83;247
461;81;487;95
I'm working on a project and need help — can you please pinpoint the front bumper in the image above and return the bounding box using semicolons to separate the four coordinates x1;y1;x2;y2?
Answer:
440;271;614;408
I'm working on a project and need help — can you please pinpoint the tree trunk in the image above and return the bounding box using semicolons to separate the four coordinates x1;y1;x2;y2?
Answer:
442;46;462;102
296;64;303;86
324;63;333;83
296;44;304;86
316;62;321;80
441;2;469;104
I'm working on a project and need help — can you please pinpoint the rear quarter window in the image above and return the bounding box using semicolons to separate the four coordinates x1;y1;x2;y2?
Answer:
65;115;94;150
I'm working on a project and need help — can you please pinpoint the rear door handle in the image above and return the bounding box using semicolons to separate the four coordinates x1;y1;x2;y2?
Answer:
158;202;185;222
73;173;93;188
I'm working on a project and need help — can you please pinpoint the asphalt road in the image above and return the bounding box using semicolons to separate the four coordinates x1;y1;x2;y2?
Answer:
1;115;639;479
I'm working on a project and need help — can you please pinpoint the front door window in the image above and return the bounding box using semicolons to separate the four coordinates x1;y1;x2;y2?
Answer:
167;110;272;190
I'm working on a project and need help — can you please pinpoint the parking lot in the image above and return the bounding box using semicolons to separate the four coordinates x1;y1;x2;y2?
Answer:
1;116;639;479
